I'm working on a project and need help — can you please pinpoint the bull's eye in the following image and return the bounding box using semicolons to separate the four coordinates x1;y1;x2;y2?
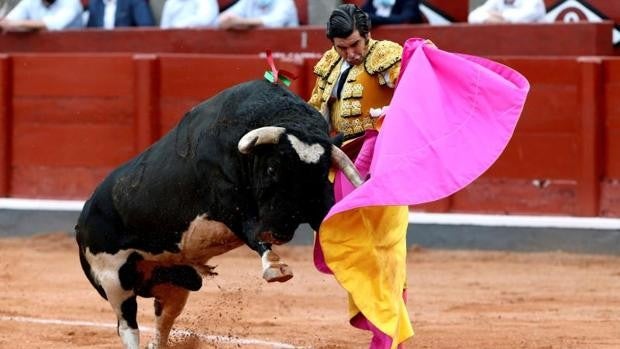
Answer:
266;166;276;177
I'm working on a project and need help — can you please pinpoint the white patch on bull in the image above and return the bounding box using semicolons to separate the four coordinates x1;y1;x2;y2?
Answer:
119;327;140;349
261;249;293;282
84;248;140;348
84;248;135;298
287;134;325;164
261;250;279;272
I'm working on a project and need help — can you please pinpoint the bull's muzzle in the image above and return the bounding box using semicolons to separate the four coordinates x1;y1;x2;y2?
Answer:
258;230;289;245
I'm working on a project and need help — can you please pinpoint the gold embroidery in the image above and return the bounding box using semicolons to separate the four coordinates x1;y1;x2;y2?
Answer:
341;83;363;99
327;68;338;84
364;40;402;75
321;88;330;102
377;73;386;86
351;83;363;98
341;100;361;117
337;118;376;136
386;61;402;88
342;84;353;99
347;65;361;81
313;49;341;78
309;94;319;107
310;40;401;141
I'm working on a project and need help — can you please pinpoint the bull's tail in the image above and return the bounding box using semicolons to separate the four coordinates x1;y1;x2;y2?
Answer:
76;226;108;300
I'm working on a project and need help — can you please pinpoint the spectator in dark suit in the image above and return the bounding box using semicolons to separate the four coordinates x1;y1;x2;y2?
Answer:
362;0;422;25
86;0;155;28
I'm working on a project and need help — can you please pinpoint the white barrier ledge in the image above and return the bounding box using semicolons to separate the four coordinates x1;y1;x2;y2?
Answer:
0;198;85;211
0;199;619;230
410;212;620;230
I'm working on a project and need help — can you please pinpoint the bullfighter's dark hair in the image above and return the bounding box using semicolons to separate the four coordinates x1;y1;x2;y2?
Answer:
326;4;371;41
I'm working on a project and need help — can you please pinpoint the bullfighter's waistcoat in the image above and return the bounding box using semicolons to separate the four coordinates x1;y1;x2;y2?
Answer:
309;39;402;140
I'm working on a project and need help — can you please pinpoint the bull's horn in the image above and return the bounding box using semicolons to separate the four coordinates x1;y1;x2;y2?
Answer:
238;126;286;154
331;145;364;188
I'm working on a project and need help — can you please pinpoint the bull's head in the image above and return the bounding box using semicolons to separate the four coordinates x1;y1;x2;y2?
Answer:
238;126;363;244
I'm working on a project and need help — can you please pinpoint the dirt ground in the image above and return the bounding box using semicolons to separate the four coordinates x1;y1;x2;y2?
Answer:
0;232;619;349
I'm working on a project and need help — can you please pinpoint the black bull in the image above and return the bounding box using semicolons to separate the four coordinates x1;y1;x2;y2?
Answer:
75;80;362;349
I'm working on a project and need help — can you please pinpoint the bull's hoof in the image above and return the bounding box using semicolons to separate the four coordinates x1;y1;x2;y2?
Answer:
263;264;293;283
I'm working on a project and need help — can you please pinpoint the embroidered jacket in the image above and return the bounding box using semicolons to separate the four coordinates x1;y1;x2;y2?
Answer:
308;39;402;140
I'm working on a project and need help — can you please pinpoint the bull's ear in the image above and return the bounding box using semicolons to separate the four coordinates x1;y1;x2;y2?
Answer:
331;133;344;147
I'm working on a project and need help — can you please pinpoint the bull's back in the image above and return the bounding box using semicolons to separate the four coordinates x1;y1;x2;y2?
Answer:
75;82;248;253
76;79;328;254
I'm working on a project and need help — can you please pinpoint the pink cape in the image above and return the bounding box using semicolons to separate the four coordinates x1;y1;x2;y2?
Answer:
314;38;530;348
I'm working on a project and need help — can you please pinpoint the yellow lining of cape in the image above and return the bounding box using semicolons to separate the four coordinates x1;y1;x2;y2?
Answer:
319;205;413;348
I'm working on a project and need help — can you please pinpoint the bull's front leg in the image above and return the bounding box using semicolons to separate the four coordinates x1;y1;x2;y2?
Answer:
241;220;293;283
257;242;293;283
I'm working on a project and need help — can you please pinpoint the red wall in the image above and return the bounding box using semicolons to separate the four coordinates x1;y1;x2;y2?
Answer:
0;52;619;217
0;21;617;216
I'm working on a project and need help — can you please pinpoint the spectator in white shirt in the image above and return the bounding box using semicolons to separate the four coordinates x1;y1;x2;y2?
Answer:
217;0;298;30
468;0;546;24
160;0;219;28
0;0;83;31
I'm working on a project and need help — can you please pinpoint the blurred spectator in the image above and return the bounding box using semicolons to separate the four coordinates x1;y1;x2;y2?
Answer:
149;0;166;25
468;0;545;24
217;0;298;30
362;0;422;25
0;0;83;31
160;0;219;28
86;0;155;28
0;0;22;17
309;0;342;25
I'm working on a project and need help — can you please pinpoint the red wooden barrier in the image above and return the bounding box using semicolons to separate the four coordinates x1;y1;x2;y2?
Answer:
157;54;306;133
0;52;618;217
134;54;161;152
601;58;620;216
10;54;136;198
0;55;12;197
2;53;306;198
578;57;603;216
603;59;620;179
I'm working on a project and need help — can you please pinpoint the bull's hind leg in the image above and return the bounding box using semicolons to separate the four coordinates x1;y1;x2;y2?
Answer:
97;274;140;348
148;285;190;349
84;249;142;348
115;295;140;348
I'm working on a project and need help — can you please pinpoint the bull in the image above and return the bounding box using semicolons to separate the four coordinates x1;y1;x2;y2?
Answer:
75;80;362;348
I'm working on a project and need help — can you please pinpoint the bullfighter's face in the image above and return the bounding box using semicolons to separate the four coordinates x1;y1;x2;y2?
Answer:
332;30;370;66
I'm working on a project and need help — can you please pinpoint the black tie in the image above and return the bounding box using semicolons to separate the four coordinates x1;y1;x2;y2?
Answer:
336;66;351;99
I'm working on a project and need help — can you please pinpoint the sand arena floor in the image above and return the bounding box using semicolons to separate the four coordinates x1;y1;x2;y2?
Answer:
0;232;619;348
